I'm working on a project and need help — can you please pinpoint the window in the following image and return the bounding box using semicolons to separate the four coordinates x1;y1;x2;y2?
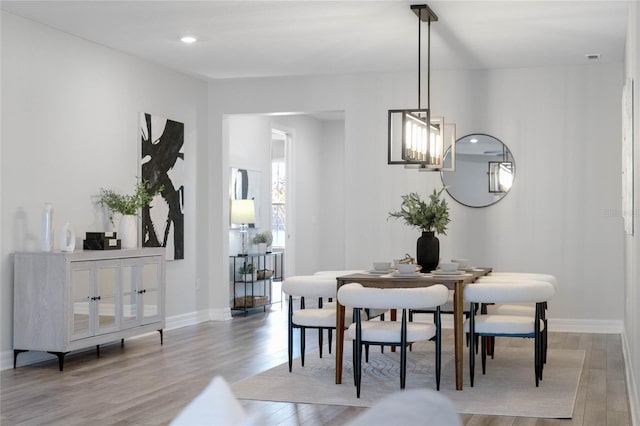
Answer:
271;130;286;248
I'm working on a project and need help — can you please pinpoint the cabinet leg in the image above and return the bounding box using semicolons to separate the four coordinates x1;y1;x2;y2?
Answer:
96;345;100;357
158;329;163;345
47;352;67;371
121;338;125;348
13;349;28;368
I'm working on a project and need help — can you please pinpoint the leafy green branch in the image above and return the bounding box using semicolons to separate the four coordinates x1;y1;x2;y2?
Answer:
388;187;450;235
95;179;162;224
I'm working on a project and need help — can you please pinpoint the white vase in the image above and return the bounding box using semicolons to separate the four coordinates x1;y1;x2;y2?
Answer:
59;222;75;252
119;215;137;249
257;243;267;254
41;202;54;252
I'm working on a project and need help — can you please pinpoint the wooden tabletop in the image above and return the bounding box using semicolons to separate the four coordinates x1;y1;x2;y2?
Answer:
336;268;492;289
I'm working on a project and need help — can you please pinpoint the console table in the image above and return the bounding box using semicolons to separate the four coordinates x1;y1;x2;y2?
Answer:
13;248;166;370
230;251;284;315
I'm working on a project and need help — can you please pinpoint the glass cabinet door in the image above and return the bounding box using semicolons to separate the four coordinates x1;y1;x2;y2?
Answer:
70;260;119;339
121;256;163;327
70;264;92;340
140;259;162;324
121;261;139;329
95;261;118;334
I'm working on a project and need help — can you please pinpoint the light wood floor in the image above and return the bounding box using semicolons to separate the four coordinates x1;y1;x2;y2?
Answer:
1;304;632;426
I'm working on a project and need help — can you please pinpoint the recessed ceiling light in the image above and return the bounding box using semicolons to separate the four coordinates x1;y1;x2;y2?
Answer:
585;53;600;60
180;36;197;44
469;138;478;143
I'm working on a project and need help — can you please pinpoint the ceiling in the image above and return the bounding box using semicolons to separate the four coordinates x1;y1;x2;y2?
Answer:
0;1;629;81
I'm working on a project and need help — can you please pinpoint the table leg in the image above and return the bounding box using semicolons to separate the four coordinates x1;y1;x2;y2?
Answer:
454;281;464;390
335;301;345;384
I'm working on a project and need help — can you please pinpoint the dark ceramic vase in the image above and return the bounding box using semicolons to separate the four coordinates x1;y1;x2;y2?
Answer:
416;231;439;272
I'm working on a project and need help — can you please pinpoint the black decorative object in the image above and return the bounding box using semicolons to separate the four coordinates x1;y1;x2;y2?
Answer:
140;112;184;260
416;231;439;272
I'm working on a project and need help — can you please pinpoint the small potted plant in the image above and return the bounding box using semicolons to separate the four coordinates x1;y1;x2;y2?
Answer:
95;179;162;249
252;231;273;254
388;187;450;272
238;263;255;282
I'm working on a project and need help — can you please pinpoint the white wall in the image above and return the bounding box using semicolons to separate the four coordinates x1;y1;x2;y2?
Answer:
0;12;209;362
318;120;346;271
623;1;640;422
208;64;624;328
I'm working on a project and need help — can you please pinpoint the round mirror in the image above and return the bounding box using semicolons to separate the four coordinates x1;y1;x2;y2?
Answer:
440;134;515;208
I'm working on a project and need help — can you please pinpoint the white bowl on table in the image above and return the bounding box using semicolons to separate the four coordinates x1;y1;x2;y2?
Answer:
439;262;459;272
451;259;469;269
396;263;419;274
373;261;391;271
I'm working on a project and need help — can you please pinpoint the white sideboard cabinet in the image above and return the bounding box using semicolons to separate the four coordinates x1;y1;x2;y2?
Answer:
13;248;165;370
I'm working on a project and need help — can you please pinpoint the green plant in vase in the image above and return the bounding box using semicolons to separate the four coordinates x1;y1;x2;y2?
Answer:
252;231;273;253
388;187;450;271
238;263;255;281
95;179;162;249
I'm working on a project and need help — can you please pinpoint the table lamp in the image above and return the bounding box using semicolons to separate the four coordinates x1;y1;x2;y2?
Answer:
231;199;255;256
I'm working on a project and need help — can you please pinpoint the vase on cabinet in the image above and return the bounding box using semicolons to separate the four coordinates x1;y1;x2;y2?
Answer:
41;202;54;252
416;231;439;272
119;215;137;249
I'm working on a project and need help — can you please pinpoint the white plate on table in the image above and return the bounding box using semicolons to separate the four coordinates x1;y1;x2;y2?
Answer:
459;266;478;271
367;269;391;275
430;270;466;276
389;271;423;278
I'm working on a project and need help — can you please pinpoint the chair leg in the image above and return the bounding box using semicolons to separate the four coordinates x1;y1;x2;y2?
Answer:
300;327;306;367
318;328;323;359
535;334;540;387
436;314;442;391
355;340;362;398
481;334;487;375
380;313;385;354
469;320;475;387
288;323;293;372
365;344;369;362
542;321;547;364
352;340;357;387
328;328;333;355
288;297;294;372
400;344;407;389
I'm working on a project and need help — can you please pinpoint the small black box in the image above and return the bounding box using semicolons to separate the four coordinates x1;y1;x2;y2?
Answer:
85;231;117;240
83;238;121;250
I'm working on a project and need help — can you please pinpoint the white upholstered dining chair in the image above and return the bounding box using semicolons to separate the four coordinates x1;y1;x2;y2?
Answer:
476;273;556;363
464;281;555;387
282;275;351;372
337;283;449;398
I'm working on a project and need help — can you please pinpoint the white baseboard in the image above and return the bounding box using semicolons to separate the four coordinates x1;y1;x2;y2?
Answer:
164;310;212;330
548;318;623;334
622;330;639;426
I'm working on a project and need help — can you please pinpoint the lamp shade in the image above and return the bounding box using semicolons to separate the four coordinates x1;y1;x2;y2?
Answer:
230;199;255;224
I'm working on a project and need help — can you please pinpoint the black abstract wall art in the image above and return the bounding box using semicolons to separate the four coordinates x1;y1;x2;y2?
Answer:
140;112;184;260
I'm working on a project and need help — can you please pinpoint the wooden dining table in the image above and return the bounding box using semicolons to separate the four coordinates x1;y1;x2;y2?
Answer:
334;267;492;390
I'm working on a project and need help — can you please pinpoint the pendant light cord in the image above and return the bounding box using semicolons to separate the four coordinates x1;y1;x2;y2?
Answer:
418;7;422;109
427;18;431;112
417;7;432;111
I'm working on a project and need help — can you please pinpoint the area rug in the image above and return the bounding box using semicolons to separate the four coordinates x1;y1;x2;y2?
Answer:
230;342;585;419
